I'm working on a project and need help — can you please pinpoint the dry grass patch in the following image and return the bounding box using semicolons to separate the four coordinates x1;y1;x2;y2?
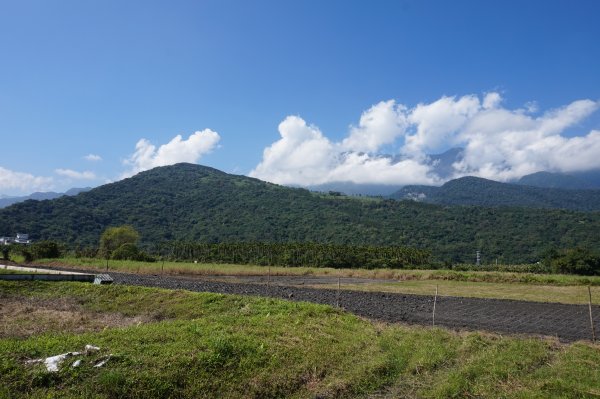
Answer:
0;297;149;339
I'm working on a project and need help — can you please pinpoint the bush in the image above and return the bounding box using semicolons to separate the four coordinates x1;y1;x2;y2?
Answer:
549;248;600;276
112;243;141;260
29;241;63;259
15;246;33;262
112;243;155;262
75;246;98;258
6;241;63;262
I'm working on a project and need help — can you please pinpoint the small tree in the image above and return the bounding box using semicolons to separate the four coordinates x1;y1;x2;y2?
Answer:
1;245;10;261
30;241;63;259
99;226;140;267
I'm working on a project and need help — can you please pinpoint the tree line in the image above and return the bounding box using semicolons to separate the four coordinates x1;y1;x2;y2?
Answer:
154;241;431;269
3;223;600;275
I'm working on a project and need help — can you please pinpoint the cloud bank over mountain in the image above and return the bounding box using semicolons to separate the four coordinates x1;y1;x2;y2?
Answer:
250;93;600;186
0;167;54;195
1;93;598;196
122;129;221;178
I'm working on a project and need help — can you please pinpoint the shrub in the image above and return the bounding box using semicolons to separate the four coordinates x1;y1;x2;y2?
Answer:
112;243;155;262
29;241;63;259
75;246;98;258
549;247;600;276
111;243;141;260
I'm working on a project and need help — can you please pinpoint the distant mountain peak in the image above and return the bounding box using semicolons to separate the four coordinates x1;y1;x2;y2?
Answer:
516;171;597;189
391;175;600;211
0;187;92;209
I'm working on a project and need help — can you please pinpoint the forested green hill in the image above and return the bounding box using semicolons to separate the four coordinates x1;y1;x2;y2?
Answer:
391;176;600;211
1;163;599;263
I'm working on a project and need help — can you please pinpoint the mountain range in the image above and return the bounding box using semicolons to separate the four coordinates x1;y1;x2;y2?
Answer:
1;163;599;264
0;188;91;209
309;148;600;196
390;176;600;211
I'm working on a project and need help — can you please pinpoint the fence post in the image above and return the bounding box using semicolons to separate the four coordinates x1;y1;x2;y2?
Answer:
336;276;341;308
432;285;438;326
589;286;596;342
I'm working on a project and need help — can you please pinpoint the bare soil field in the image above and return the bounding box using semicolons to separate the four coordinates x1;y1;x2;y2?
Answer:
97;270;600;342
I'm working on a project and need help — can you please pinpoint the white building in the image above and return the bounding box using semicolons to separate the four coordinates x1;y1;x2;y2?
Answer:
1;234;32;245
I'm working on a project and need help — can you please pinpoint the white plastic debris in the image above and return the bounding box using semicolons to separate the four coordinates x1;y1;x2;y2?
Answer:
84;345;100;354
25;344;103;372
42;352;81;372
93;355;112;368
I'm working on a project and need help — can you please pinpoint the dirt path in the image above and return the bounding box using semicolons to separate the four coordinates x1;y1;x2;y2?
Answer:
100;271;599;342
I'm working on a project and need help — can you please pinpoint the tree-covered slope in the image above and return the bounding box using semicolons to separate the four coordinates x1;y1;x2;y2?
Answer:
391;176;600;211
516;170;600;189
516;171;595;190
1;163;599;263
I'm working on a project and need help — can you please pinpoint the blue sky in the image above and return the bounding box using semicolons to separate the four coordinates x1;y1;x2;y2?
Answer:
1;0;599;195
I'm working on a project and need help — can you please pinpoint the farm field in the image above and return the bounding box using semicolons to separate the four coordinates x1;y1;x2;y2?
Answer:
318;279;600;306
1;281;599;398
95;270;600;342
34;258;600;305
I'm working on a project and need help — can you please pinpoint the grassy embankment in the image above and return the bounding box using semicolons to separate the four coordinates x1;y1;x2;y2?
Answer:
34;257;600;305
1;281;599;398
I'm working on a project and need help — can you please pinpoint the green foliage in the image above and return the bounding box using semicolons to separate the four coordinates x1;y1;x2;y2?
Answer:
29;240;63;259
0;163;599;263
11;241;62;263
12;245;33;262
160;241;430;268
74;246;98;258
111;242;141;260
1;245;9;260
112;242;155;262
99;225;139;258
548;247;600;276
391;176;600;211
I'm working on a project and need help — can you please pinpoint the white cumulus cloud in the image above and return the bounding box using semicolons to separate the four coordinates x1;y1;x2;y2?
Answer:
454;99;600;181
251;93;600;187
404;94;481;155
55;169;97;180
122;129;221;177
250;113;438;186
250;116;335;186
342;100;408;153
0;167;54;195
84;154;102;162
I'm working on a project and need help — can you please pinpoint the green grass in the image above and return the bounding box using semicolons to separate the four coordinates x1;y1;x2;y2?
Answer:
1;281;599;398
0;268;21;274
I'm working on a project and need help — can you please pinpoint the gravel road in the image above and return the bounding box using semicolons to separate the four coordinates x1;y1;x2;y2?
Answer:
102;271;599;342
